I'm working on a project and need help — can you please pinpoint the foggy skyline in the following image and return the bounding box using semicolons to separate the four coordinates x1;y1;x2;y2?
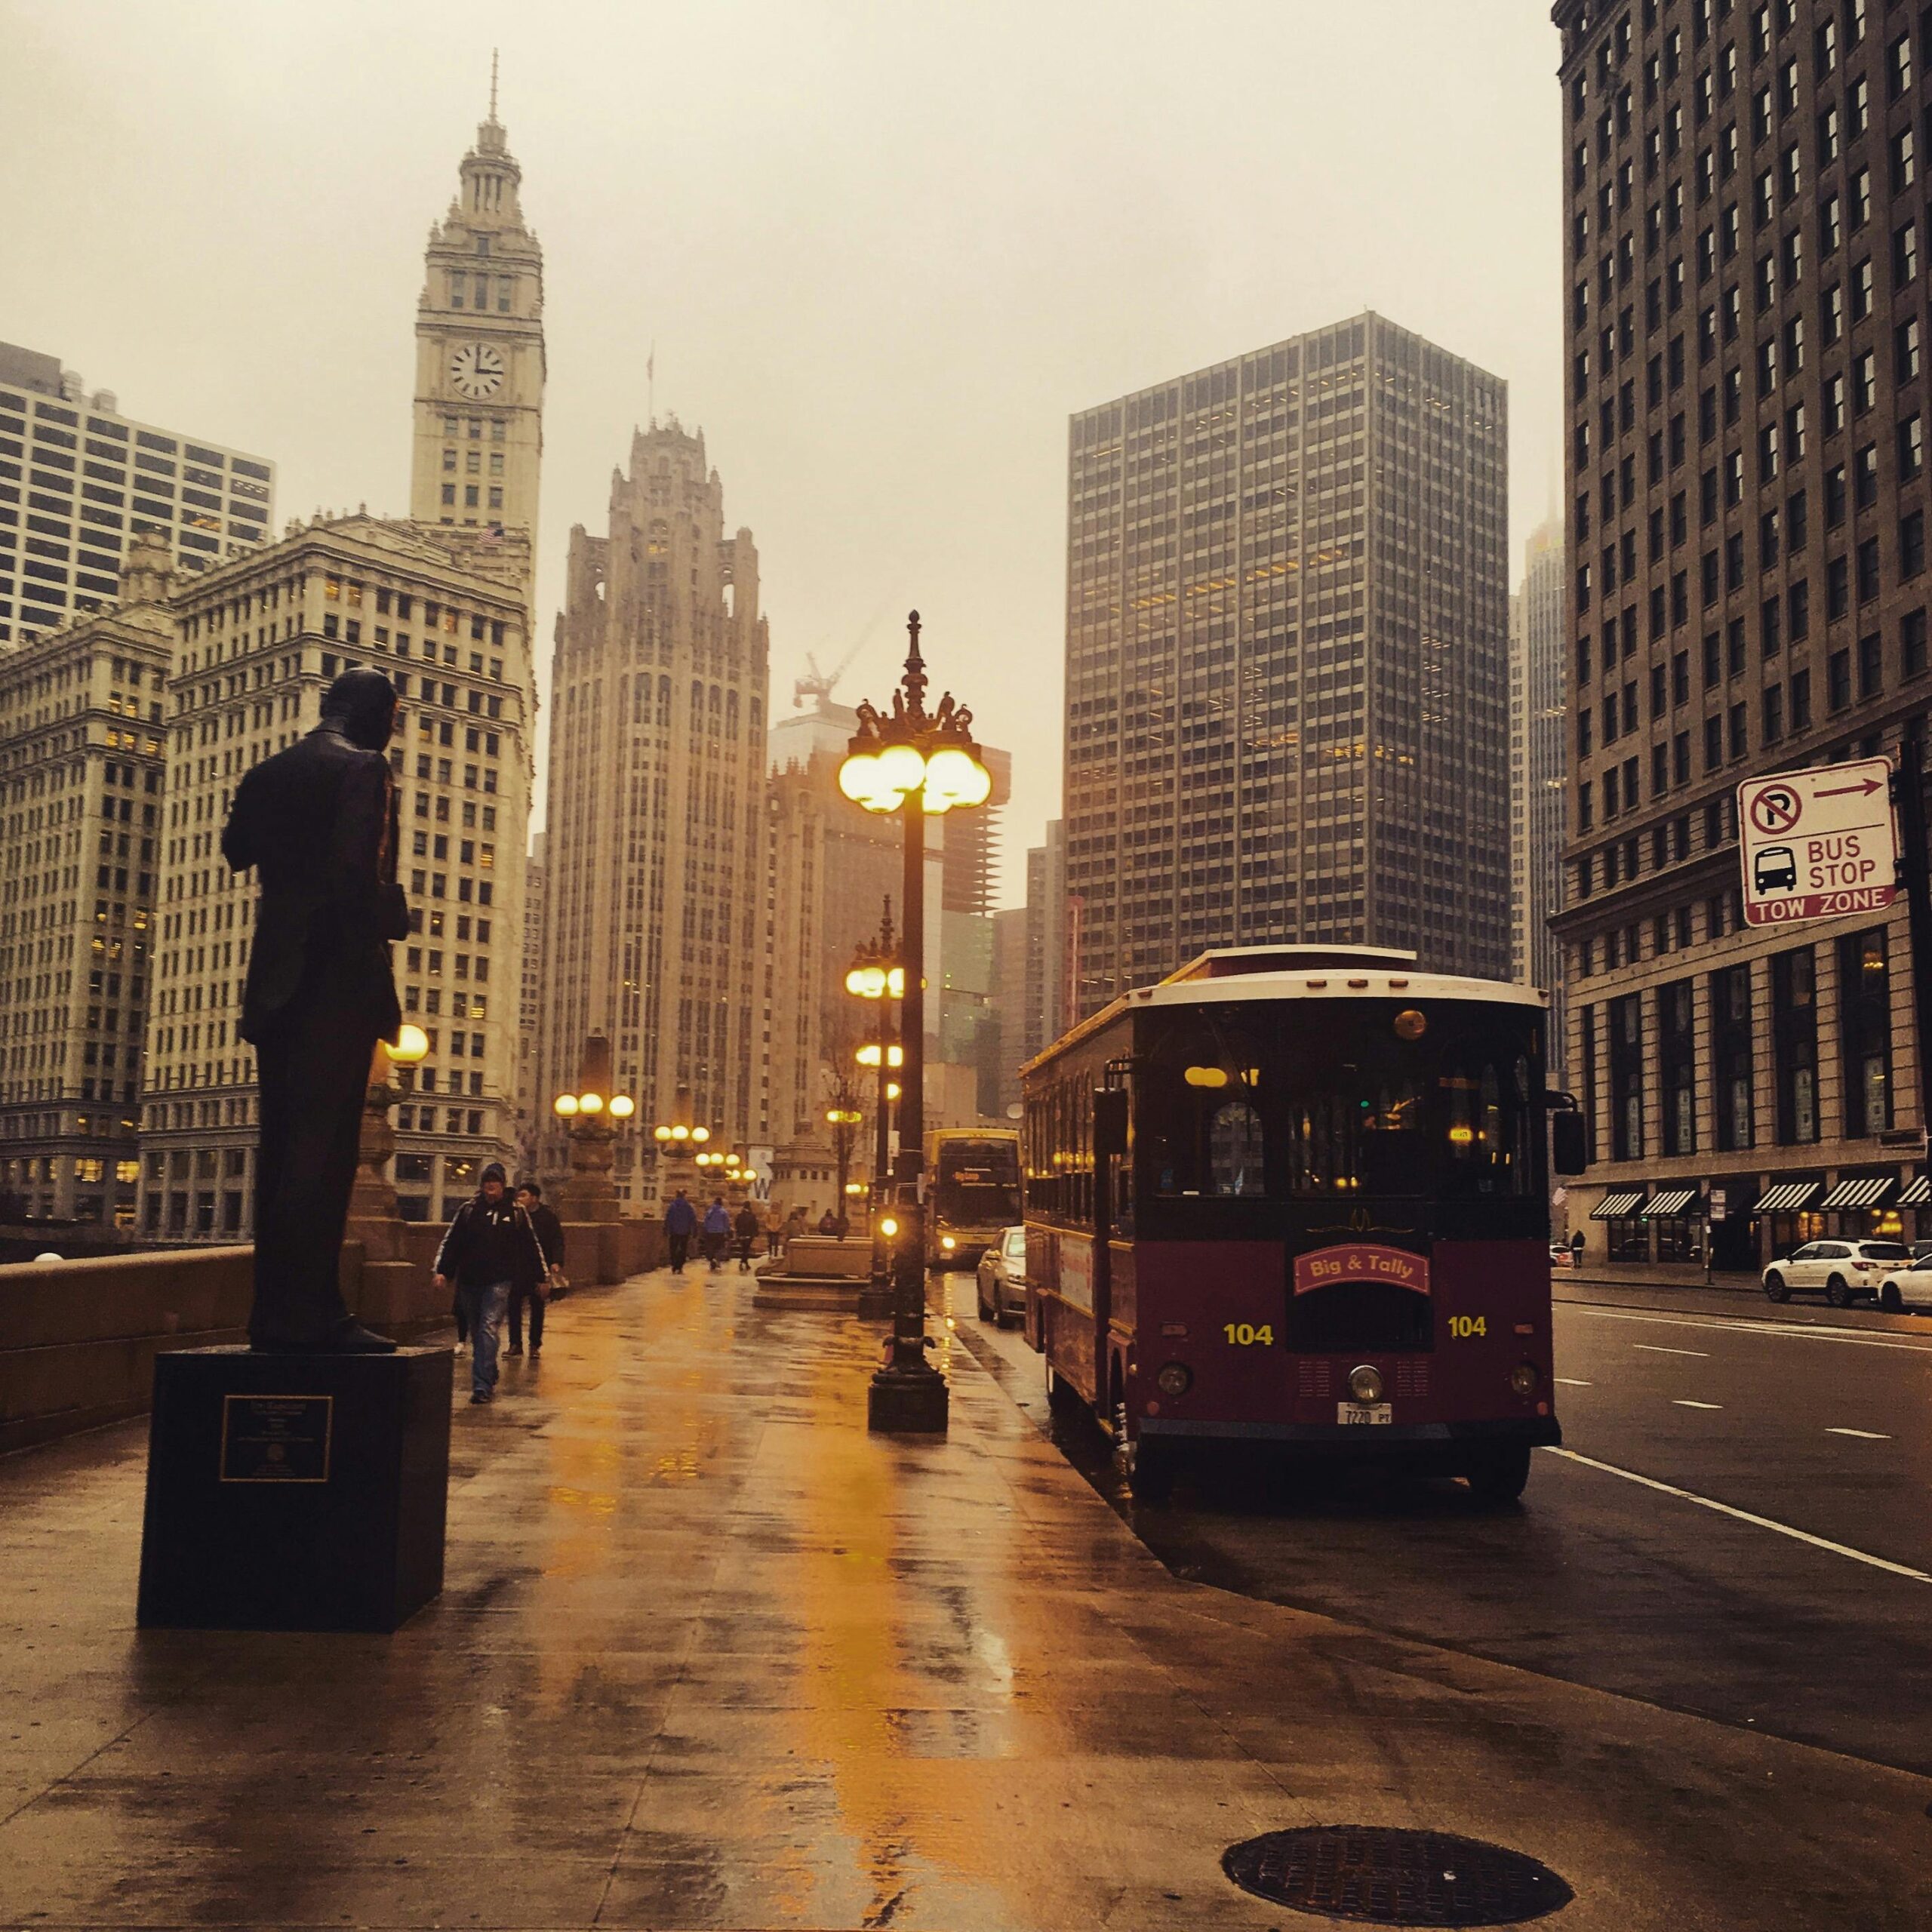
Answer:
2;0;1565;903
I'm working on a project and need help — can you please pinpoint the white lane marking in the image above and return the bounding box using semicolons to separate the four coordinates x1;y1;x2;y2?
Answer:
1555;1377;1593;1386
1826;1426;1893;1440
1543;1447;1932;1583
1672;1398;1724;1409
1564;1305;1932;1354
1632;1343;1710;1357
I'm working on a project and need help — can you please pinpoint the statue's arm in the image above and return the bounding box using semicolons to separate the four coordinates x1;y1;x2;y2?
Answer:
221;768;260;873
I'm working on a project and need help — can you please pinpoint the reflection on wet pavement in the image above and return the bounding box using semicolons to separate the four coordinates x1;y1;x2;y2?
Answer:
1;1269;1927;1930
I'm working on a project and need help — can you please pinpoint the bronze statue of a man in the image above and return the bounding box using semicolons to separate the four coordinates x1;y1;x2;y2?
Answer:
222;669;411;1352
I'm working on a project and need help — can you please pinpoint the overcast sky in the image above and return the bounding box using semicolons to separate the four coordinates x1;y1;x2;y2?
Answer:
3;0;1564;904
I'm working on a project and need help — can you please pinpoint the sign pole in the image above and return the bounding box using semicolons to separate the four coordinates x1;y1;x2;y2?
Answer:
1893;738;1932;1158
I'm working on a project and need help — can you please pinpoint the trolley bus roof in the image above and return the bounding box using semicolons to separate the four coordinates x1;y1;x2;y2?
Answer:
1021;947;1547;1076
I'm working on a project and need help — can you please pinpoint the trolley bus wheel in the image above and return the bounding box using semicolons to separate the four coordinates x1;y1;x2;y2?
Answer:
1044;1359;1084;1420
1464;1443;1533;1506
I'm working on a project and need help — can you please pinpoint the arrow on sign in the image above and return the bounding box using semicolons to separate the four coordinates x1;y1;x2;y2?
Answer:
1815;777;1887;798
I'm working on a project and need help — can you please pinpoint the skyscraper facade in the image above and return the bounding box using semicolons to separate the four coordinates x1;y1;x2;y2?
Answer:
0;342;274;649
537;423;770;1208
1552;0;1932;1266
1062;312;1510;1018
0;538;174;1225
1513;519;1571;1072
134;517;535;1239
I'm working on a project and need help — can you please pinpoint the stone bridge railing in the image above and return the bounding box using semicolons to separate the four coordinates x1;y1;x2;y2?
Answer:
0;1218;660;1456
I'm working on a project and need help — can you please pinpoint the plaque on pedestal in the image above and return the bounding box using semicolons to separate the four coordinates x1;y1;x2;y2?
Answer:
137;1346;451;1632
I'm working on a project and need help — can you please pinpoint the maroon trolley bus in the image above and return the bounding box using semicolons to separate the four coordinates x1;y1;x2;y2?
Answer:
1020;946;1574;1503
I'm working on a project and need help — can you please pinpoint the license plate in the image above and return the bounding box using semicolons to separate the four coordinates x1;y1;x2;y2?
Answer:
1337;1402;1392;1426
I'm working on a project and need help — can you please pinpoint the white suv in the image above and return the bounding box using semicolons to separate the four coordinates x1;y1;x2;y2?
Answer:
1762;1239;1911;1307
1872;1251;1932;1314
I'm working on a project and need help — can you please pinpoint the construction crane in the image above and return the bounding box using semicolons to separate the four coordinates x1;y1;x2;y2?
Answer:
792;605;890;709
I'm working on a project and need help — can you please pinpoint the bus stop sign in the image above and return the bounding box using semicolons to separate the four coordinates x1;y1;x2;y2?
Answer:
1737;758;1899;928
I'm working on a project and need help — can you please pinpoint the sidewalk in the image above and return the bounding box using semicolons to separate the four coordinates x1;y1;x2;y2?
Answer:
2;1269;1928;1930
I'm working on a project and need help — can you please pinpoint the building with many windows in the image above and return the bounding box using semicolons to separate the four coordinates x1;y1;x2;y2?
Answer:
135;516;535;1238
1512;519;1571;1071
1552;0;1932;1267
536;423;770;1208
1062;312;1511;1019
0;342;275;648
0;537;174;1225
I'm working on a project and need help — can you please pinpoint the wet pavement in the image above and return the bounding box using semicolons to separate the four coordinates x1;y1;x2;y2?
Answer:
3;1267;1930;1929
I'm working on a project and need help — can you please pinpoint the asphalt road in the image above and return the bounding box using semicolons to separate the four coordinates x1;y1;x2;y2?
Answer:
942;1272;1932;1778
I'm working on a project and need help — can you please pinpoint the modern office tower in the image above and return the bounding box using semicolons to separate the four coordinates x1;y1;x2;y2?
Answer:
763;744;902;1153
537;423;770;1209
0;538;174;1226
1515;520;1571;1069
134;517;535;1239
1063;312;1511;1017
992;905;1029;1116
515;829;546;1174
1024;820;1068;1058
0;342;275;648
407;88;545;608
1553;0;1932;1269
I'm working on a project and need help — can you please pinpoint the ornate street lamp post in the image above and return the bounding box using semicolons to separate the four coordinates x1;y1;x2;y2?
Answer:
846;901;904;1320
552;1032;635;1223
837;611;992;1434
346;1023;430;1258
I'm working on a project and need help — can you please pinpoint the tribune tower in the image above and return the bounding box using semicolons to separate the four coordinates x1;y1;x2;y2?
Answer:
408;72;546;591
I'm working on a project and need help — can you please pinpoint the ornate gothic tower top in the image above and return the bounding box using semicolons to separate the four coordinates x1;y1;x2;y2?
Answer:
408;61;546;593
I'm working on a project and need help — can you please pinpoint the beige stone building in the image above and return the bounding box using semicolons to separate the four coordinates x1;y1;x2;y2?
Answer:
537;423;769;1209
0;540;174;1225
134;517;535;1237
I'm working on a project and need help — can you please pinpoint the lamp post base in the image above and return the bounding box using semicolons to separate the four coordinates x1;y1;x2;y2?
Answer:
856;1274;894;1321
867;1361;949;1434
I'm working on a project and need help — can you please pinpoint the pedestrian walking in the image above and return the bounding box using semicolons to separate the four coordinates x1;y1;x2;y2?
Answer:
510;1180;566;1357
434;1162;547;1404
763;1202;786;1258
663;1189;697;1273
817;1208;839;1235
734;1201;761;1272
702;1196;731;1271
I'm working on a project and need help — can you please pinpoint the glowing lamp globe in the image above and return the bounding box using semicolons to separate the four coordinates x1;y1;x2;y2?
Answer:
886;966;906;998
670;1124;690;1141
654;1124;672;1142
578;1092;605;1115
609;1095;635;1119
390;1023;431;1065
692;1127;711;1143
554;1094;581;1118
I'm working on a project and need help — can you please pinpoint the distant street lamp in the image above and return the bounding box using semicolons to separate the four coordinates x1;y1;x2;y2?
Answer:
837;611;991;1434
347;1024;431;1251
552;1032;634;1223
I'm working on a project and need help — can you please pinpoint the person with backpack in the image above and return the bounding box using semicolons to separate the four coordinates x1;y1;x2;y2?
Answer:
702;1196;731;1270
734;1201;761;1272
432;1163;547;1404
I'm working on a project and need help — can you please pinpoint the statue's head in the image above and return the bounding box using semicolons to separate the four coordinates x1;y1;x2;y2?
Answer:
319;668;398;752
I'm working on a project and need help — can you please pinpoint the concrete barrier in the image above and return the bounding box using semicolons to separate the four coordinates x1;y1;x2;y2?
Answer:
771;1236;874;1281
0;1237;454;1457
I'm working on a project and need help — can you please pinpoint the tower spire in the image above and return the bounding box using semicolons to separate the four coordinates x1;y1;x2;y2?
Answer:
489;48;499;124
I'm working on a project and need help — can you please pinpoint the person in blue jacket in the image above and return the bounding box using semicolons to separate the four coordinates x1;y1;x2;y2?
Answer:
663;1189;697;1273
701;1196;731;1271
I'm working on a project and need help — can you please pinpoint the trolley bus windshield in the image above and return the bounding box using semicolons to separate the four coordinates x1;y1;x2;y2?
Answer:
1139;1000;1540;1201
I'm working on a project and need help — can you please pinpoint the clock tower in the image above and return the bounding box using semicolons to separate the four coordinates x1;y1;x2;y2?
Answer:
410;74;544;593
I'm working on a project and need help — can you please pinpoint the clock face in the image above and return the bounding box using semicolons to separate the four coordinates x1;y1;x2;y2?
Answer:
448;342;506;398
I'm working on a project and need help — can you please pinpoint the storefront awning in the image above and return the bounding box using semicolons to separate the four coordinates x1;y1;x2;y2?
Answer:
1900;1174;1932;1208
1591;1188;1648;1220
1752;1180;1823;1215
1820;1176;1898;1211
1645;1186;1701;1217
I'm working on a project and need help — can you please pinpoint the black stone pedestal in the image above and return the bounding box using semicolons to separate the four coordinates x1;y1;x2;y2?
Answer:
867;1362;949;1433
137;1346;452;1632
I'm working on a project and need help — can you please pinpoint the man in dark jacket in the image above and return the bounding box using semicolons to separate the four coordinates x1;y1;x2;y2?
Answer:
510;1180;565;1356
733;1201;761;1272
434;1163;546;1403
663;1189;697;1273
222;669;411;1353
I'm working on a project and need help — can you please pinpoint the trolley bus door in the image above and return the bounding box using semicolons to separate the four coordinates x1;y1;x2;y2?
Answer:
1092;1087;1129;1418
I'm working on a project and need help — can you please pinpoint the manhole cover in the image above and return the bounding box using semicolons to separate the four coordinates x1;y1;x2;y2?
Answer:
1223;1826;1573;1927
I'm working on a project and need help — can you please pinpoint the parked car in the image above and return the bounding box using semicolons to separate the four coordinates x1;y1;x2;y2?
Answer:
975;1225;1028;1327
1873;1251;1932;1313
1761;1238;1912;1307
